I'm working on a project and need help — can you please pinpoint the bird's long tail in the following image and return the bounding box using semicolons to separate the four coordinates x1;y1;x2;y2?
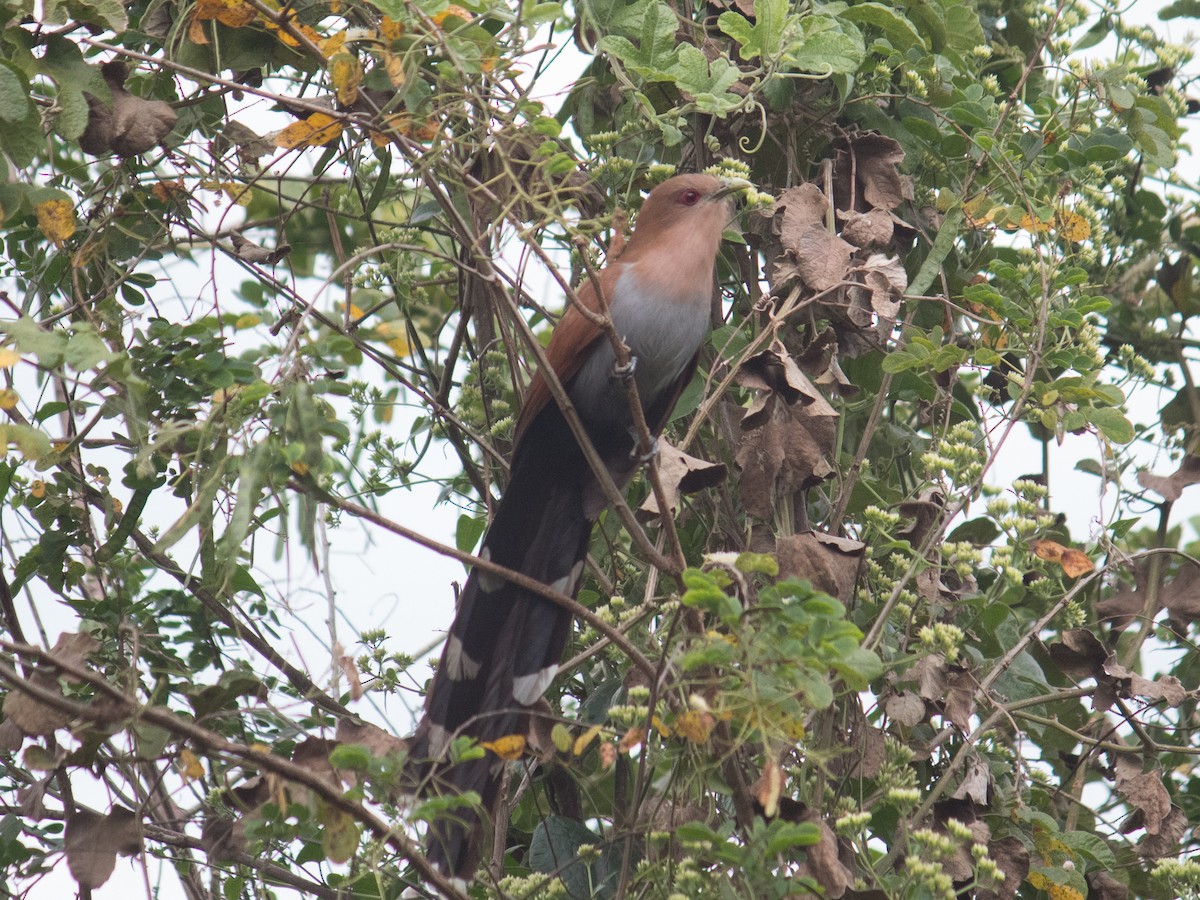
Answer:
407;407;601;880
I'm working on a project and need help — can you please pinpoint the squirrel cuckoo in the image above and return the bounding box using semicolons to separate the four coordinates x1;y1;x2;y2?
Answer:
408;173;745;885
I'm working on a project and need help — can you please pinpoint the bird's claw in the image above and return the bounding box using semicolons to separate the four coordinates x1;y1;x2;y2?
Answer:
631;439;659;465
612;355;637;380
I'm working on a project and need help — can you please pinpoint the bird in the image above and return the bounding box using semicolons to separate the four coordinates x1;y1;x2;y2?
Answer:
406;173;746;888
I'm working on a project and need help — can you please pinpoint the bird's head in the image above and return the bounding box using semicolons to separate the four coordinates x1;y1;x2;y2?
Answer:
626;173;751;256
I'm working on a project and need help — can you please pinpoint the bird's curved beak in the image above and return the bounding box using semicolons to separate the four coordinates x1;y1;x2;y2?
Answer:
709;177;753;202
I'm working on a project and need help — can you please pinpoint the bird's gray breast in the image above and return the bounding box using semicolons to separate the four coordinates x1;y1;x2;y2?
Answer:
568;265;710;431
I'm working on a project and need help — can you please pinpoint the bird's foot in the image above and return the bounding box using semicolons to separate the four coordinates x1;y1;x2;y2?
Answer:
612;354;638;379
631;438;659;465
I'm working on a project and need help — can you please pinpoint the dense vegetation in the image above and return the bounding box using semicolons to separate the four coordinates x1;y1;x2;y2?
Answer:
0;0;1198;896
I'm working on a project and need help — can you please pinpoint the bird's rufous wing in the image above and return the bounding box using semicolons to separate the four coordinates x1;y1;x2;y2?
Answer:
514;268;617;445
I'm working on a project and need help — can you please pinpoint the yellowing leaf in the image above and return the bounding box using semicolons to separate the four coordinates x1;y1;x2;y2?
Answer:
550;723;572;753
111;497;123;515
320;30;347;57
650;715;672;737
573;723;603;756
266;11;322;47
481;734;525;760
151;180;188;203
383;52;406;87
0;348;19;368
1060;548;1094;578
1057;211;1091;242
29;480;45;498
35;199;76;243
1019;212;1052;234
187;14;210;44
194;0;256;27
290;461;310;476
380;16;404;40
0;389;18;410
387;336;412;356
235;314;261;329
179;748;205;781
617;727;644;752
274;113;343;150
674;710;715;743
432;4;473;26
1032;539;1066;563
328;51;361;106
599;742;617;767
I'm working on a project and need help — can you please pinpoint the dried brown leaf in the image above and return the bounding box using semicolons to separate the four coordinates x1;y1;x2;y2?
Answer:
950;753;991;805
884;691;925;727
65;806;141;889
3;671;71;737
1048;628;1107;679
1137;455;1200;501
1137;805;1186;858
334;719;407;758
796;815;852;898
776;532;864;603
839;208;895;248
977;835;1028;900
638;438;727;520
944;667;977;731
1085;870;1129;899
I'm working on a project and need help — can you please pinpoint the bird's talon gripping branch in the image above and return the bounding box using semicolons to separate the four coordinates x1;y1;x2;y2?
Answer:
633;439;659;465
612;354;637;379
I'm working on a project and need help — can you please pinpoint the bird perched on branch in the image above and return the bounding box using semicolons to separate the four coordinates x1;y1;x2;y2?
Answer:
407;173;747;887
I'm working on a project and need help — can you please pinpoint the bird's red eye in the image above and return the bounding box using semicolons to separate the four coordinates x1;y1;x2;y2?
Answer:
679;189;702;206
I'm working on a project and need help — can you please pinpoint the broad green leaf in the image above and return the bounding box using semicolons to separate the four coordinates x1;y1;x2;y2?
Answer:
718;0;791;61
42;0;128;31
840;3;925;52
596;1;679;79
782;17;864;75
39;36;108;140
672;44;743;114
1087;407;1135;444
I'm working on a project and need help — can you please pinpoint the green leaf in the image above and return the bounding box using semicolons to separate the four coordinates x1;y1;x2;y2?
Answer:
455;513;486;555
1087;407;1134;444
597;2;679;79
328;744;373;770
0;62;40;166
39;36;107;140
783;16;864;75
909;205;964;297
1159;0;1200;18
840;3;925;52
672;44;743;114
718;0;791;61
1059;830;1117;870
42;0;128;30
0;62;30;122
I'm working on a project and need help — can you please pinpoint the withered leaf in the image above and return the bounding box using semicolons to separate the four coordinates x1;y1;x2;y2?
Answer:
796;815;852;898
1137;805;1186;858
1102;659;1188;707
949;753;991;805
334;718;407;758
1117;767;1171;835
977;835;1028;900
1048;628;1107;679
828;723;885;778
1162;562;1200;623
736;414;835;515
3;671;72;737
753;756;784;818
785;226;855;293
794;328;859;398
847;253;906;329
908;653;949;701
898;489;945;546
0;718;23;751
843;134;912;211
839;208;894;248
776;532;864;603
65;806;141;889
1085;870;1129;899
944;667;977;732
638;438;727;520
1136;455;1200;501
884;691;925;727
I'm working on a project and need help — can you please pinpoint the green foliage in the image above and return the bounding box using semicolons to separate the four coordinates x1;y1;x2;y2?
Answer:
0;0;1197;897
